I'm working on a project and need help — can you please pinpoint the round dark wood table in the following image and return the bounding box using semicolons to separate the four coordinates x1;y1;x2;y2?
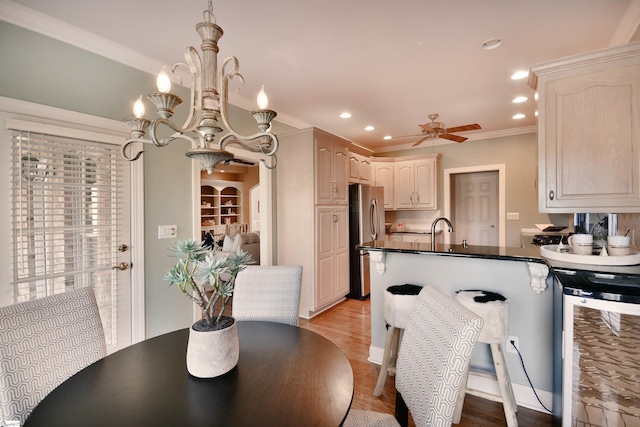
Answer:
24;321;354;426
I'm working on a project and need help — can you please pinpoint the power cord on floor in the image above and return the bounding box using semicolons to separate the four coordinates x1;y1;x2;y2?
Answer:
509;339;552;413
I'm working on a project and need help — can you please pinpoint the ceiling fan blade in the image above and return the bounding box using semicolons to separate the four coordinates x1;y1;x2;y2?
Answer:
419;124;435;132
441;133;467;143
412;137;429;147
445;123;481;133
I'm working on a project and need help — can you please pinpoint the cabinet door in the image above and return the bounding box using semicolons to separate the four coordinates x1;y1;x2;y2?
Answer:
394;161;415;208
348;153;361;183
315;137;335;204
533;45;640;212
333;144;349;204
360;158;371;184
334;206;350;297
316;207;336;307
373;163;394;209
414;158;437;209
542;65;640;211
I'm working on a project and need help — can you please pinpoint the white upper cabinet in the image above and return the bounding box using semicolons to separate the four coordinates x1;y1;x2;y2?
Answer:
348;152;372;184
393;155;440;210
372;161;394;209
530;42;640;213
316;134;349;205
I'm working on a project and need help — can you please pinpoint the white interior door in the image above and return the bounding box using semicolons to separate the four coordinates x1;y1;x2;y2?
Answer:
451;170;499;246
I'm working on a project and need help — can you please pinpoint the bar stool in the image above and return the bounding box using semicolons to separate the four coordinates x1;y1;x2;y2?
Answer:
373;284;422;397
453;290;518;427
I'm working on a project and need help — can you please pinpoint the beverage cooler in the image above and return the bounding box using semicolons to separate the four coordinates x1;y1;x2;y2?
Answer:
553;268;640;427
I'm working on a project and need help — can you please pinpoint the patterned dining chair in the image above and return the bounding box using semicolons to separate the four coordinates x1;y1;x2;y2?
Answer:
343;285;484;427
232;265;303;326
0;287;107;425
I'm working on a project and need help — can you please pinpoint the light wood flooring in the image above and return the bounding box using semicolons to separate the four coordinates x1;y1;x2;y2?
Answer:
298;298;553;427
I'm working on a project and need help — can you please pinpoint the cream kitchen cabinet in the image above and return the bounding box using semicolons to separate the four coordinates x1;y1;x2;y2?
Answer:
316;133;349;204
275;127;351;318
316;206;350;308
393;154;440;210
529;42;640;213
348;151;371;184
373;160;394;209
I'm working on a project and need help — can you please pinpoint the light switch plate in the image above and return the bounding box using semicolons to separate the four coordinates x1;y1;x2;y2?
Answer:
158;225;177;239
507;212;520;220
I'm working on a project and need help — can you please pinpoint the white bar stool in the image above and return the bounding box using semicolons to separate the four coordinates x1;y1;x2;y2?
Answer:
373;284;422;396
453;290;518;427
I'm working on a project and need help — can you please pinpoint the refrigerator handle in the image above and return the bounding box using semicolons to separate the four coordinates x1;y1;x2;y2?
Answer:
370;198;379;240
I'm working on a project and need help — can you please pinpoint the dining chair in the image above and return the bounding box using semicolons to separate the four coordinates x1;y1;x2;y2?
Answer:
343;285;484;427
232;265;303;326
0;287;107;425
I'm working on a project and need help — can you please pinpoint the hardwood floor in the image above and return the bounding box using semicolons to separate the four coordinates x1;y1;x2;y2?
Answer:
299;298;553;427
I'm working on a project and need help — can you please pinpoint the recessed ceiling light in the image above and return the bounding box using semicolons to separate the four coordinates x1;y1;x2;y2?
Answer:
481;38;503;50
534;92;539;101
512;113;526;119
340;112;351;119
364;126;375;131
535;111;538;117
383;135;392;140
512;96;528;103
511;70;528;80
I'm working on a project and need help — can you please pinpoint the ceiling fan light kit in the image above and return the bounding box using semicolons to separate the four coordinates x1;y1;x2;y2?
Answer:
410;113;481;146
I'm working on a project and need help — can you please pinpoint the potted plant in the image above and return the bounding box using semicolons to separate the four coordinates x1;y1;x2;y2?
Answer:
164;238;253;378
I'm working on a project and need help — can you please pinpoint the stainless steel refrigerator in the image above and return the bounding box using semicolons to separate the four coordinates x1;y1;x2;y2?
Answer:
348;183;385;300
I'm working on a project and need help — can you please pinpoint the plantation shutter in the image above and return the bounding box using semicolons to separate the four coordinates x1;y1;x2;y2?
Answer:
8;120;131;352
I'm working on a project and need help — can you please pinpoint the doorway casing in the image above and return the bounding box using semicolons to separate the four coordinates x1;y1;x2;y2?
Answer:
443;164;506;247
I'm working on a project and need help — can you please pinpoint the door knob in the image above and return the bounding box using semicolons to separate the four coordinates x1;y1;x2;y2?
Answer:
112;262;129;271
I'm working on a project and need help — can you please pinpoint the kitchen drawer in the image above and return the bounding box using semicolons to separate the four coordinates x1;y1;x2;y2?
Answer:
400;233;431;243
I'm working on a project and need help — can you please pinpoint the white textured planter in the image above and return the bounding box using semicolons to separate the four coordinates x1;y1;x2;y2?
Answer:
186;318;239;378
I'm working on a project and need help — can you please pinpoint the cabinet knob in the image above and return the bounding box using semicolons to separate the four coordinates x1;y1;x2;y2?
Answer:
549;190;554;200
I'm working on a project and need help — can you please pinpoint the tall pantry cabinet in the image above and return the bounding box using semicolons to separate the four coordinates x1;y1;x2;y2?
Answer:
276;128;350;318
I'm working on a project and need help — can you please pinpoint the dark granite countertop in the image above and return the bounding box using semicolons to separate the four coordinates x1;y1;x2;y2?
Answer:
357;240;640;276
358;240;544;263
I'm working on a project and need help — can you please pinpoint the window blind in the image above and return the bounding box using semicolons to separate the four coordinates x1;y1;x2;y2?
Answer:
10;128;126;347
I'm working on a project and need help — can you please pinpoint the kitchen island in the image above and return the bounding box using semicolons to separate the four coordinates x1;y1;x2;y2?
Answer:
358;240;553;413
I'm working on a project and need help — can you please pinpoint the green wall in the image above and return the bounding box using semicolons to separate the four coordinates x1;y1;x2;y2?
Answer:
0;20;296;337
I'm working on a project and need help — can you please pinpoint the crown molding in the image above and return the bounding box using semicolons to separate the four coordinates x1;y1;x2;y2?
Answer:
0;0;165;76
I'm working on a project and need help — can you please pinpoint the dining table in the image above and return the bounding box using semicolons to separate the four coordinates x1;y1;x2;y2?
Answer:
23;321;354;426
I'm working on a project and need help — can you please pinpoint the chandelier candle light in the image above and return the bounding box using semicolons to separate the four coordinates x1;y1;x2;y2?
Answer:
122;0;279;174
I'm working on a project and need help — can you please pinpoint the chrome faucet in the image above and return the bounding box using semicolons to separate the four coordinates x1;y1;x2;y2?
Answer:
431;217;454;250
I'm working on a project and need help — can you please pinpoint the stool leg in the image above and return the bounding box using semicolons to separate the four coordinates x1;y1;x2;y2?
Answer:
453;364;470;424
490;343;518;427
388;328;402;376
374;326;396;396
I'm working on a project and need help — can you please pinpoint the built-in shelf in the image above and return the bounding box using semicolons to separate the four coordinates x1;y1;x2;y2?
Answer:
200;180;244;240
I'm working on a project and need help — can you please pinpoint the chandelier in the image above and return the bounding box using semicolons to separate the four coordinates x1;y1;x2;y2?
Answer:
122;0;278;174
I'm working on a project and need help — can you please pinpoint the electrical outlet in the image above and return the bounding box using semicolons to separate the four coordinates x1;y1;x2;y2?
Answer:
507;336;519;354
507;212;520;220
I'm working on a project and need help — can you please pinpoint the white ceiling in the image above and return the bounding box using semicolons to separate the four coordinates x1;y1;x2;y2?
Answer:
4;0;640;153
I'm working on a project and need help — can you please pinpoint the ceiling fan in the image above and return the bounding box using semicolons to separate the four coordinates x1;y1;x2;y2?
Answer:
411;114;481;146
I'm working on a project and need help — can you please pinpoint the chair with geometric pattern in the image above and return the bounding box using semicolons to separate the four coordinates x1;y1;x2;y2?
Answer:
0;286;107;425
232;265;303;326
343;285;484;427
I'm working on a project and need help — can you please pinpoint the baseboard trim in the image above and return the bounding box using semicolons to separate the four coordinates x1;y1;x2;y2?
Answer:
368;345;553;415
